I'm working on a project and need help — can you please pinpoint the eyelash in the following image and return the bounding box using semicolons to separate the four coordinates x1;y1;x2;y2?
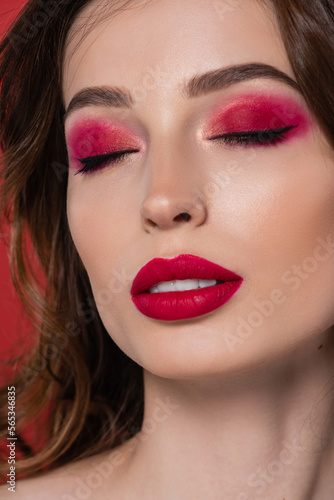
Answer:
75;125;298;176
75;149;140;176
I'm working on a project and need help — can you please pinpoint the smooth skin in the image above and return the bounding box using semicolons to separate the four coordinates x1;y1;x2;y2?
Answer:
4;0;334;498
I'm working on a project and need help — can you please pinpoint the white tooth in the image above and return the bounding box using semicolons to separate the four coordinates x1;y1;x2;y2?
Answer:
198;279;217;288
148;279;218;293
155;280;176;293
174;279;199;291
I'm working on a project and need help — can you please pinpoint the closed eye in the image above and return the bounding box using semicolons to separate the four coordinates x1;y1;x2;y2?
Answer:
75;149;140;175
209;125;298;146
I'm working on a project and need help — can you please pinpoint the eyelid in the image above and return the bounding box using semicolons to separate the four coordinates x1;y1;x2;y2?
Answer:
66;117;145;159
202;93;310;137
77;149;140;162
72;147;141;175
208;125;298;148
208;124;298;140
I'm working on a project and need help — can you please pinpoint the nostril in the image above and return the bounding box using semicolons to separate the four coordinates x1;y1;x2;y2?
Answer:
176;213;191;222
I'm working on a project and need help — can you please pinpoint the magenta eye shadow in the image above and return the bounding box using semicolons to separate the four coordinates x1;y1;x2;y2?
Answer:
66;117;141;170
204;93;313;140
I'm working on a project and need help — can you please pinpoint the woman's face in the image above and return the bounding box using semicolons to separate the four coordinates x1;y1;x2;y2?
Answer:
63;0;334;378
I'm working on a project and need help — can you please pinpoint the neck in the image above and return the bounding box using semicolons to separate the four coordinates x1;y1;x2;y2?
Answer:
123;328;334;500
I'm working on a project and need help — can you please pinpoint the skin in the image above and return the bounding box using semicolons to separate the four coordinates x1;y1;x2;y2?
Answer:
3;0;334;498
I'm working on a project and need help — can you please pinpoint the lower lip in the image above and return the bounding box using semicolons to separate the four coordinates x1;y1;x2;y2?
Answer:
131;280;243;321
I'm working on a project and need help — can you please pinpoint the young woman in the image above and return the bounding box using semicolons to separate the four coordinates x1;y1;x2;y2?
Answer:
1;0;334;498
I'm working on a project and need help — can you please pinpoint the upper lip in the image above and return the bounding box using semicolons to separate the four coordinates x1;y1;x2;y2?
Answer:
130;254;243;295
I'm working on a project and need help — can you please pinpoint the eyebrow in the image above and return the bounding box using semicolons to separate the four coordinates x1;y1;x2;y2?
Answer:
64;62;300;121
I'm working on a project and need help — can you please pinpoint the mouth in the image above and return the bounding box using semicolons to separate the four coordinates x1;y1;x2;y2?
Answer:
130;254;243;321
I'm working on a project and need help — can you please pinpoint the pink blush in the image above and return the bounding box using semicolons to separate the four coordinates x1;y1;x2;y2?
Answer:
206;93;312;140
66;118;140;170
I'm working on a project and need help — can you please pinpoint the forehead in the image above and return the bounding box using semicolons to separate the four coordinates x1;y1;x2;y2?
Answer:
62;0;292;108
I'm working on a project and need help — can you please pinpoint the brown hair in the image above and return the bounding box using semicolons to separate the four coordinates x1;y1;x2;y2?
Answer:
0;0;333;482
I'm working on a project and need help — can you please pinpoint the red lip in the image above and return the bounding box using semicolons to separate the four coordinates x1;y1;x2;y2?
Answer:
130;254;243;321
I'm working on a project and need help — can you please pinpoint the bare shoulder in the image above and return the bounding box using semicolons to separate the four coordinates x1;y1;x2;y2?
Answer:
0;436;138;500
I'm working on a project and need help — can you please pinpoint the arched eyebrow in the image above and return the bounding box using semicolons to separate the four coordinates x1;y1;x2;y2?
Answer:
64;62;300;121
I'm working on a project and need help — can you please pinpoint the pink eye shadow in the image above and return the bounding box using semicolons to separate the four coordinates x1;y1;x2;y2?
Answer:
66;118;141;170
205;93;313;141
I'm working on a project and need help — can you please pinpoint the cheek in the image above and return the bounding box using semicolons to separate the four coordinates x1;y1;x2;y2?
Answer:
66;181;138;355
66;179;133;294
232;149;334;307
66;181;109;281
268;163;334;270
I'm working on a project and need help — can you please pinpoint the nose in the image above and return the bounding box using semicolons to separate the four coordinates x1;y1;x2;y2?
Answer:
140;143;208;232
